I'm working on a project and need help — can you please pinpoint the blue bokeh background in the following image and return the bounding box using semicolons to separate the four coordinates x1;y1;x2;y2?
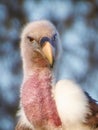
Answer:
0;0;98;130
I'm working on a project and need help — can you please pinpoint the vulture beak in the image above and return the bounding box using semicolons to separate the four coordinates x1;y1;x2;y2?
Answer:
42;41;54;66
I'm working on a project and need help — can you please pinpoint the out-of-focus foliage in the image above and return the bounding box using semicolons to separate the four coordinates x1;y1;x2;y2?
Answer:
0;0;98;130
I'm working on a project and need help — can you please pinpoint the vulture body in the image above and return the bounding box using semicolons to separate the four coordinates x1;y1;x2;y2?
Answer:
16;20;98;130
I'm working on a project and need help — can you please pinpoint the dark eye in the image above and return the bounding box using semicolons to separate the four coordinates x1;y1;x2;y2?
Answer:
52;33;57;41
27;36;34;42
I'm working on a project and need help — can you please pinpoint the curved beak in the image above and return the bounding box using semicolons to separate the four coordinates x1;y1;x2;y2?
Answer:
42;41;54;66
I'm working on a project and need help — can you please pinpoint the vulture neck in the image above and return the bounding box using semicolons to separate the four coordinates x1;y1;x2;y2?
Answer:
21;60;62;127
22;54;55;81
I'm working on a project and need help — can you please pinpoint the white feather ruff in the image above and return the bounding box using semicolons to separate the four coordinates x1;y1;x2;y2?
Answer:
17;107;34;129
54;80;90;126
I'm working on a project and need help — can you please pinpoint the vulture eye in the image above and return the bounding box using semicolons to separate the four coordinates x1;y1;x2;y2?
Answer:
52;33;57;42
27;36;34;42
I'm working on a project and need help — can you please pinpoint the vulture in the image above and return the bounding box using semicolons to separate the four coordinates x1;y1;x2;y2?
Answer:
16;20;98;130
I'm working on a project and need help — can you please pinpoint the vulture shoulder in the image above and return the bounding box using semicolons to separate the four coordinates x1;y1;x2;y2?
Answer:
15;109;34;130
85;92;98;128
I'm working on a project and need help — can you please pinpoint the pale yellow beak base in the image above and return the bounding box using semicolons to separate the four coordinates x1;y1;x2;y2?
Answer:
42;41;53;66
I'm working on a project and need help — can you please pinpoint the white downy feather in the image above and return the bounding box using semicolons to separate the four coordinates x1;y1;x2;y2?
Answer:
54;80;90;130
17;107;34;129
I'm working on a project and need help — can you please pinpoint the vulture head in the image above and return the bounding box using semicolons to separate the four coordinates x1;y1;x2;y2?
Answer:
20;20;61;77
16;20;98;130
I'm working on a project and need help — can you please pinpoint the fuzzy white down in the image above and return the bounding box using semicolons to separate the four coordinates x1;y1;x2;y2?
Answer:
54;80;90;126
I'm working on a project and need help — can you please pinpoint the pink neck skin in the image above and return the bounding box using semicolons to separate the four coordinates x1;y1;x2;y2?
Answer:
21;68;61;128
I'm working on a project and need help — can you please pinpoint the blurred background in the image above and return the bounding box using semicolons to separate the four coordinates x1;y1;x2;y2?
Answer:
0;0;98;130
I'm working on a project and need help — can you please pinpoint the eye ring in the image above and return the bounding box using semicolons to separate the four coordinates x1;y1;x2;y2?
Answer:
27;36;34;42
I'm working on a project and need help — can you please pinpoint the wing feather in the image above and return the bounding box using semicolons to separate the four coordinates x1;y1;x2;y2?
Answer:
84;92;98;128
